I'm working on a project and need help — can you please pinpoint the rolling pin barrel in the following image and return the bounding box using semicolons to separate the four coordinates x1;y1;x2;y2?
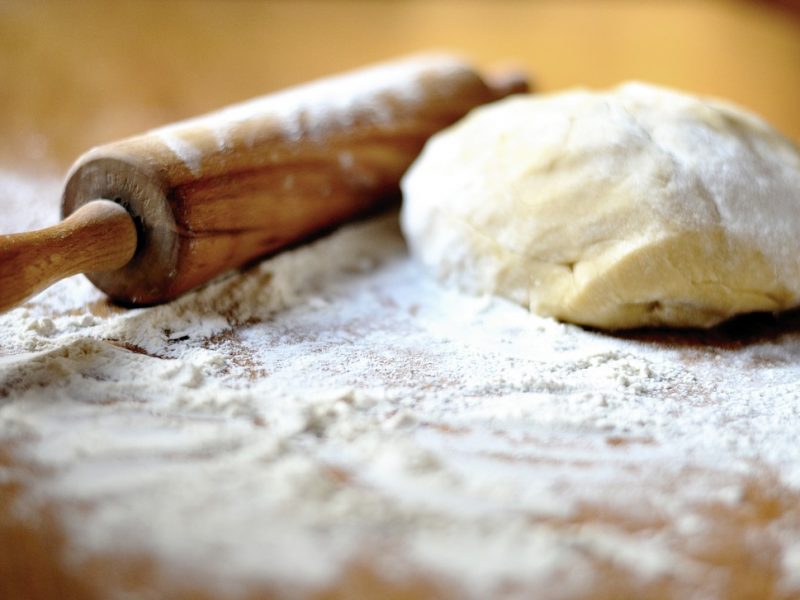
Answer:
4;54;528;310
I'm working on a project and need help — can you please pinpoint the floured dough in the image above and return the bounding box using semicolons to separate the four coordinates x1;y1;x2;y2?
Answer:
400;83;800;329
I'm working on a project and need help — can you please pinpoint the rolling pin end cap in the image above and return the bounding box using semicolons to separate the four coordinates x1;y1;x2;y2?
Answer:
62;155;179;305
486;63;533;99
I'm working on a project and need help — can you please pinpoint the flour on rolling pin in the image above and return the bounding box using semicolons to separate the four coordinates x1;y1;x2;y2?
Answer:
153;56;455;158
0;54;528;311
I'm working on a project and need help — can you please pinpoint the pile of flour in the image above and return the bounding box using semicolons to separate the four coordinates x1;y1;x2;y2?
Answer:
1;170;800;598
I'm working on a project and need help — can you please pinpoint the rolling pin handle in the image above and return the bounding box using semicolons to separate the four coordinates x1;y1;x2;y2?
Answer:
486;64;532;99
0;200;138;312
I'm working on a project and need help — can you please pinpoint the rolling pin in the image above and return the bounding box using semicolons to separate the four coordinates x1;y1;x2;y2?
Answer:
0;54;528;312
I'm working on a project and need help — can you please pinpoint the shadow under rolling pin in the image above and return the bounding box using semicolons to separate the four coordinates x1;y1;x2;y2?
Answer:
0;54;529;313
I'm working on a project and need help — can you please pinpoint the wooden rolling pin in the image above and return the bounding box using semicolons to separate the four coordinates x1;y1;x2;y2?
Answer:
0;54;528;312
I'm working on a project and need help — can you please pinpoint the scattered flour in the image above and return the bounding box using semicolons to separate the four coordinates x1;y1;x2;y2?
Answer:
1;169;800;598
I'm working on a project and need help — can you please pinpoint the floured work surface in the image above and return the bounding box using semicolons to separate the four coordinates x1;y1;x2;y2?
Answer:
2;170;800;600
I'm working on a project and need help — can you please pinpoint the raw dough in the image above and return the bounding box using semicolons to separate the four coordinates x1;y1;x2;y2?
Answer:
400;83;800;329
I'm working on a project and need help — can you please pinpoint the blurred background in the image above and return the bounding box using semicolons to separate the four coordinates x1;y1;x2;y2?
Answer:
1;0;799;170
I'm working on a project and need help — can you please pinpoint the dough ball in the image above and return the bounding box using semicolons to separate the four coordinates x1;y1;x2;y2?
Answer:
400;83;800;329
